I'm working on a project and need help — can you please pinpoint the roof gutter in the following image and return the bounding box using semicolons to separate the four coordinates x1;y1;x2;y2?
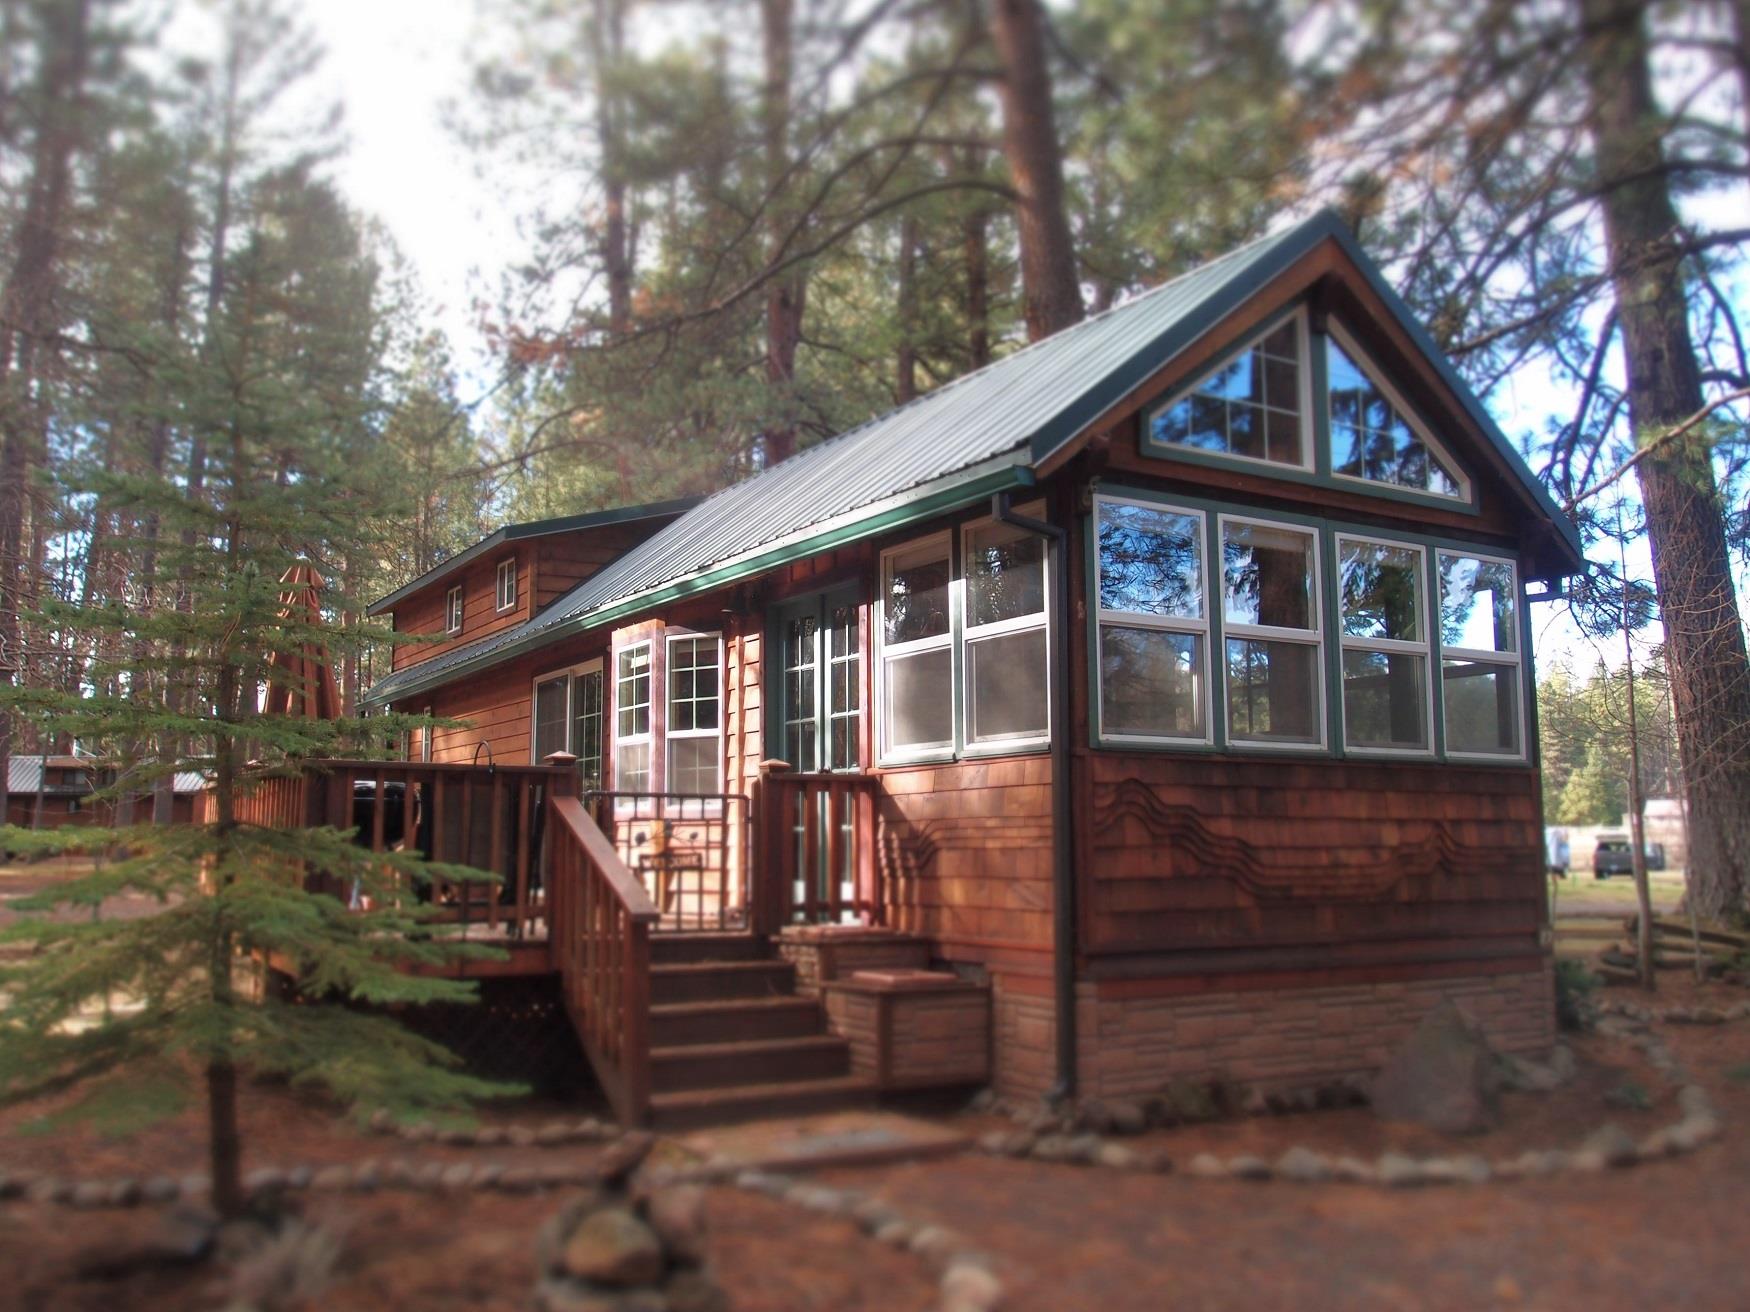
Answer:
362;461;1037;708
991;490;1077;1106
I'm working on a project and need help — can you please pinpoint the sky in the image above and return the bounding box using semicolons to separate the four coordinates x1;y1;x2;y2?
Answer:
162;0;1740;679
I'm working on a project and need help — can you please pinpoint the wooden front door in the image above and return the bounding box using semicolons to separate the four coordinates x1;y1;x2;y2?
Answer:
772;588;865;919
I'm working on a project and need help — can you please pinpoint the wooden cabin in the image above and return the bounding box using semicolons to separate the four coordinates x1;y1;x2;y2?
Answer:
5;755;205;830
340;211;1583;1126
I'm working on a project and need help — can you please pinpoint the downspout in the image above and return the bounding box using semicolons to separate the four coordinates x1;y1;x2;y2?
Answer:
991;492;1076;1103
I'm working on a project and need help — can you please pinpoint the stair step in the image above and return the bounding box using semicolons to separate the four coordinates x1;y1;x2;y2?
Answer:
649;1075;875;1130
649;959;795;1005
652;1034;850;1093
650;996;825;1047
650;933;772;966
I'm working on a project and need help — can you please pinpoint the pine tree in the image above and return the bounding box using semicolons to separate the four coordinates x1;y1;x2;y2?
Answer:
0;164;515;1222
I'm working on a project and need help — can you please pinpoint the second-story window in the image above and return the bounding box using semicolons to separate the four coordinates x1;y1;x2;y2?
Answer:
445;585;463;635
1220;517;1323;748
496;558;518;612
1338;535;1431;754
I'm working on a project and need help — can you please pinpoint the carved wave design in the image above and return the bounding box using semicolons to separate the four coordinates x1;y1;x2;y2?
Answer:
1095;777;1532;902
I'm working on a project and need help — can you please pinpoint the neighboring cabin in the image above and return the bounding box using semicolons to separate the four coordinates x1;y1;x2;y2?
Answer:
363;211;1584;1109
5;756;205;829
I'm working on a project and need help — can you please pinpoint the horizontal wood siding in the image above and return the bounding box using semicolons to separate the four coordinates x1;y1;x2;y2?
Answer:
1078;752;1545;959
877;757;1055;955
533;523;658;611
392;548;531;671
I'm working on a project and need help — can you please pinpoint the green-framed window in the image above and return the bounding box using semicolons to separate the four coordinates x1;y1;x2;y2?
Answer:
1088;486;1527;764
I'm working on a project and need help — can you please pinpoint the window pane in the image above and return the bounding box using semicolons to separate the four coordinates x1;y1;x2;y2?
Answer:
1440;554;1517;653
1442;660;1520;755
1226;638;1320;744
573;672;603;787
966;521;1045;627
1340;540;1424;642
668;736;720;794
886;646;953;752
1097;501;1203;619
616;741;651;792
884;541;951;644
668;636;719;732
967;627;1048;743
534;677;568;761
1223;522;1316;631
1342;649;1428;750
1099;624;1204;739
1327;336;1462;497
1152;322;1302;465
616;646;651;736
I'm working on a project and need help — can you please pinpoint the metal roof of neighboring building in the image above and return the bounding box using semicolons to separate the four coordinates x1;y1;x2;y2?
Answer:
6;757;207;796
363;210;1583;708
365;497;701;617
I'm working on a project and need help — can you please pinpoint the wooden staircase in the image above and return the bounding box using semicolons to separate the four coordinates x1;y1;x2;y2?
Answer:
645;933;872;1129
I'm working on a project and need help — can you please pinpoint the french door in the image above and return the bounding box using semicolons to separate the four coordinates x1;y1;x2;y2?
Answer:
772;588;863;918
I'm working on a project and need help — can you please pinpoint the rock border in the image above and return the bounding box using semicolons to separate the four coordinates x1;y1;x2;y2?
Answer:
1596;998;1750;1027
365;1109;619;1149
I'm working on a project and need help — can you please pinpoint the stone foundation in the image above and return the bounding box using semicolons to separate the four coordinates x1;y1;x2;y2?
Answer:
822;970;990;1090
1072;964;1556;1099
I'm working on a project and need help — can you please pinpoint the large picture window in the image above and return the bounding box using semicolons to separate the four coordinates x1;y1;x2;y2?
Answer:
962;514;1049;749
1438;552;1521;757
1094;496;1208;743
666;633;723;794
1220;517;1322;747
1338;535;1431;753
1146;313;1308;469
879;534;954;760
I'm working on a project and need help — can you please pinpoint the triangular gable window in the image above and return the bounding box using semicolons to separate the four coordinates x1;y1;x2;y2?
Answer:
1148;310;1310;469
1326;325;1468;501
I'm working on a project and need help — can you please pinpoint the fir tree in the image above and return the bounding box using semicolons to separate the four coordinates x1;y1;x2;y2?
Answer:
0;163;515;1221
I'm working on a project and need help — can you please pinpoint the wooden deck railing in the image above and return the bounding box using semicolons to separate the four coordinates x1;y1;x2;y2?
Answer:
234;759;568;940
584;789;750;934
757;767;881;931
547;787;659;1126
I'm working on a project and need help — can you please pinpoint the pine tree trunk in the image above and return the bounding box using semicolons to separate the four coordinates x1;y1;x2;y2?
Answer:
962;188;991;370
0;0;92;815
760;0;805;465
896;216;920;403
591;0;632;336
987;0;1083;341
207;1057;244;1218
1581;0;1750;918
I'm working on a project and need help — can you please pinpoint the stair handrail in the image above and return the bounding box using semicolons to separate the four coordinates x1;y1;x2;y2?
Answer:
547;790;659;1126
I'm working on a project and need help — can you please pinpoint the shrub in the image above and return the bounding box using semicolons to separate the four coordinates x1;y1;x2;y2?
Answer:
1554;959;1599;1032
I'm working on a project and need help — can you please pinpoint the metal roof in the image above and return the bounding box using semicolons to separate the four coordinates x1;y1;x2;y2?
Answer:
362;210;1582;708
365;497;701;616
6;757;208;796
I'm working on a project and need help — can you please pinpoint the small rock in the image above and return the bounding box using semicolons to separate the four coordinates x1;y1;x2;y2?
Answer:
977;1130;1011;1156
1582;1124;1639;1168
532;1277;618;1312
874;1220;914;1247
1677;1085;1714;1119
1075;1100;1116;1135
1241;1087;1272;1117
1094;1143;1140;1171
1107;1100;1148;1136
440;1163;474;1190
1376;1153;1424;1188
141;1176;179;1204
560;1207;664;1287
507;1126;537;1147
178;1174;210;1200
967;1088;998;1115
311;1164;351;1191
1187;1153;1227;1179
367;1108;394;1133
472;1163;504;1190
473;1125;506;1147
1030;1134;1075;1164
1000;1132;1036;1158
1275;1147;1331;1184
350;1161;382;1192
498;1167;539;1193
1227;1156;1271;1182
646;1184;708;1265
1637;1128;1677;1160
27;1176;70;1204
71;1180;111;1209
413;1161;445;1190
1065;1134;1104;1165
1669;1115;1721;1151
852;1197;901;1232
941;1259;1004;1311
536;1121;573;1146
436;1126;471;1146
107;1179;143;1208
403;1122;436;1143
1332;1156;1375;1185
909;1225;960;1260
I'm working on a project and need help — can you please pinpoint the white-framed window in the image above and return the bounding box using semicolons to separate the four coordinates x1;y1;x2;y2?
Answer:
1337;533;1433;755
614;642;653;792
496;557;518;612
1093;495;1210;745
1438;551;1524;758
532;659;606;786
1219;515;1323;749
878;532;955;762
1145;309;1311;470
961;507;1050;753
1327;322;1469;501
665;632;723;794
444;585;463;634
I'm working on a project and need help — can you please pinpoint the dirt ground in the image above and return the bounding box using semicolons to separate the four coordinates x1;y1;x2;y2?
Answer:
5;851;1749;1312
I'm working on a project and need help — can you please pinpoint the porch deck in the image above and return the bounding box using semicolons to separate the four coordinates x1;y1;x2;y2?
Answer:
239;759;904;1128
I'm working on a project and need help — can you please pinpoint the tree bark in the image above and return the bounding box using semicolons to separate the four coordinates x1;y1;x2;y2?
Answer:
1581;0;1750;918
0;0;93;818
987;0;1082;341
590;0;632;336
760;0;806;466
896;215;920;403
